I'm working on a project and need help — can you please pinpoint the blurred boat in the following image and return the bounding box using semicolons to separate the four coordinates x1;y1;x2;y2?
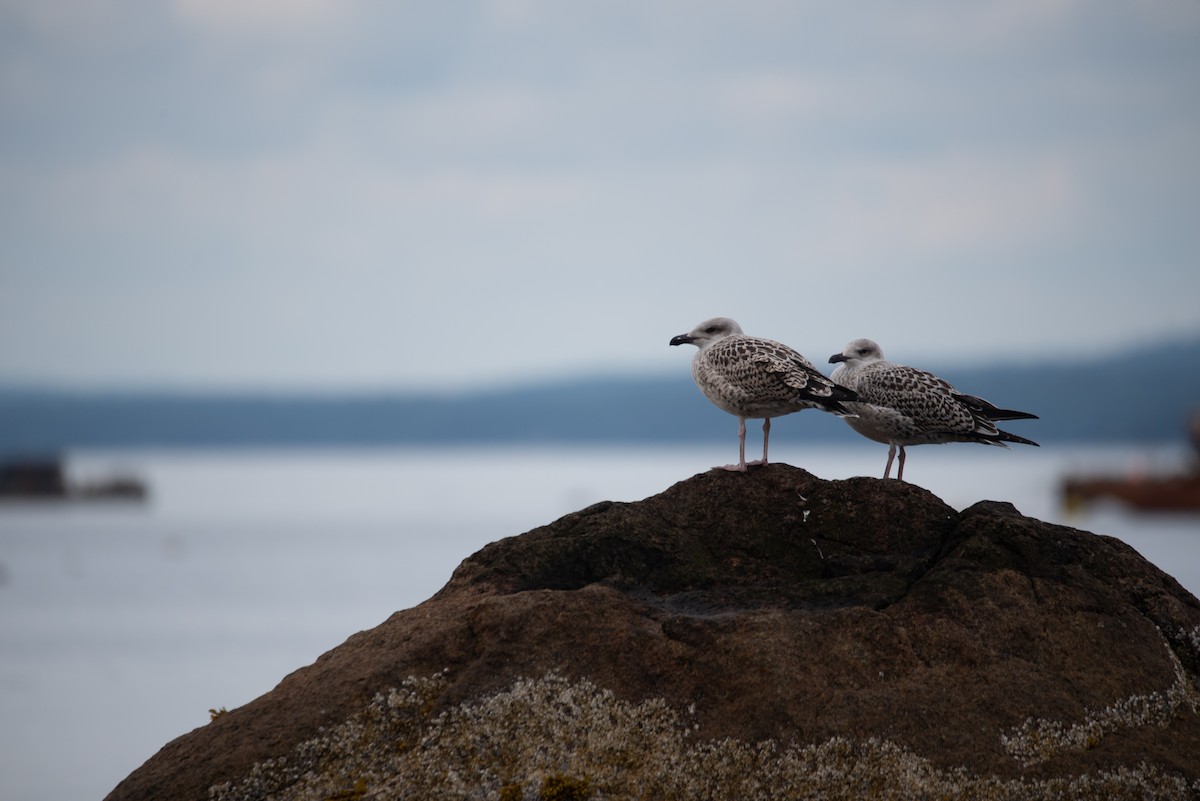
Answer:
1061;410;1200;514
1061;473;1200;513
0;457;147;502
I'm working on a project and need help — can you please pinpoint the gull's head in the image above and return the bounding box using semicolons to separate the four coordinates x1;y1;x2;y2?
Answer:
829;338;884;367
669;317;744;349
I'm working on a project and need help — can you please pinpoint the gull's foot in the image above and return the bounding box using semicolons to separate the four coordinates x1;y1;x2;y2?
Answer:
745;459;767;468
714;463;749;473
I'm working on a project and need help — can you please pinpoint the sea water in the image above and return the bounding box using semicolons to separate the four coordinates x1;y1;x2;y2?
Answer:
0;443;1196;801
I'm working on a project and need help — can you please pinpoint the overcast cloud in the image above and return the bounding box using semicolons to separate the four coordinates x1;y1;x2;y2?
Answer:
2;0;1198;389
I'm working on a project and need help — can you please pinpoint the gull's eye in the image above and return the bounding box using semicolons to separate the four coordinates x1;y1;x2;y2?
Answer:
705;326;720;334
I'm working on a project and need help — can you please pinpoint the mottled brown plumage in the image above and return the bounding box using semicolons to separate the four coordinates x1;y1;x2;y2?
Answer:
829;338;1038;481
670;317;856;471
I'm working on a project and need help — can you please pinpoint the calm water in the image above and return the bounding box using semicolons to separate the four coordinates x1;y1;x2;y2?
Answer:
1;444;1196;801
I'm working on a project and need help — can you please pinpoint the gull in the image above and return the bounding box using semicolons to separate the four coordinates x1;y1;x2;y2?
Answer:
670;317;858;472
829;338;1038;481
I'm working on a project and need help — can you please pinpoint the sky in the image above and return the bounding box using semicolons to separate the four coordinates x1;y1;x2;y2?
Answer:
1;0;1198;391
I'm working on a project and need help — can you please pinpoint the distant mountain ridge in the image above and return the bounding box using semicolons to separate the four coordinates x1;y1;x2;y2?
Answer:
2;335;1198;452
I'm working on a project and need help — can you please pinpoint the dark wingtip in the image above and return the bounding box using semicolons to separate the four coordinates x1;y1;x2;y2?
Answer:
983;406;1039;421
998;429;1040;447
831;383;859;404
957;394;1039;422
822;389;860;416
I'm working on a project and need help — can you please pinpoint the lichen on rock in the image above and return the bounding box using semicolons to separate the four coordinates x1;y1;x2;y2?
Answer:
209;672;1198;801
1001;625;1200;767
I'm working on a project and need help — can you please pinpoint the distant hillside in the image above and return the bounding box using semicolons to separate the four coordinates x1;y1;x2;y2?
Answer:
2;335;1198;453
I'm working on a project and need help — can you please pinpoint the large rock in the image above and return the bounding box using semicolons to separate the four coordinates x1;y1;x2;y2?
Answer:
106;466;1200;800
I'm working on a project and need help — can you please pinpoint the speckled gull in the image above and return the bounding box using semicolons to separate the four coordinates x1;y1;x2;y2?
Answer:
828;338;1038;481
669;317;858;472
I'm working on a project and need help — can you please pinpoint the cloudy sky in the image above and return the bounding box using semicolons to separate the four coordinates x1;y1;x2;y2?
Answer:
2;0;1198;391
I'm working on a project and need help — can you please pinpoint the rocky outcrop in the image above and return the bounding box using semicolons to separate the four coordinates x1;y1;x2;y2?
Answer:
106;466;1200;801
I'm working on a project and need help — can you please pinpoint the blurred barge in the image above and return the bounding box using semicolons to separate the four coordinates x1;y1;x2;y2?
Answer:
1061;472;1200;513
0;458;147;502
1061;411;1200;514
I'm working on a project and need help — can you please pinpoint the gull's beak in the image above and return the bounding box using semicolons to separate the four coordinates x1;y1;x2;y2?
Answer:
669;334;694;347
828;353;848;364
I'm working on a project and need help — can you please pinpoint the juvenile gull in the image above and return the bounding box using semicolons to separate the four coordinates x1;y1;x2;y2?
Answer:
670;317;857;472
829;338;1038;481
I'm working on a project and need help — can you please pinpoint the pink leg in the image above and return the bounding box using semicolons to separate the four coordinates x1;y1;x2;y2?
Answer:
717;418;749;472
897;446;907;481
746;418;770;467
883;445;896;479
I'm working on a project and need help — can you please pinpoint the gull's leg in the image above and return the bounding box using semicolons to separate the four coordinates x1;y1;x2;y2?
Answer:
883;445;896;479
718;417;750;472
897;446;907;481
746;418;770;467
